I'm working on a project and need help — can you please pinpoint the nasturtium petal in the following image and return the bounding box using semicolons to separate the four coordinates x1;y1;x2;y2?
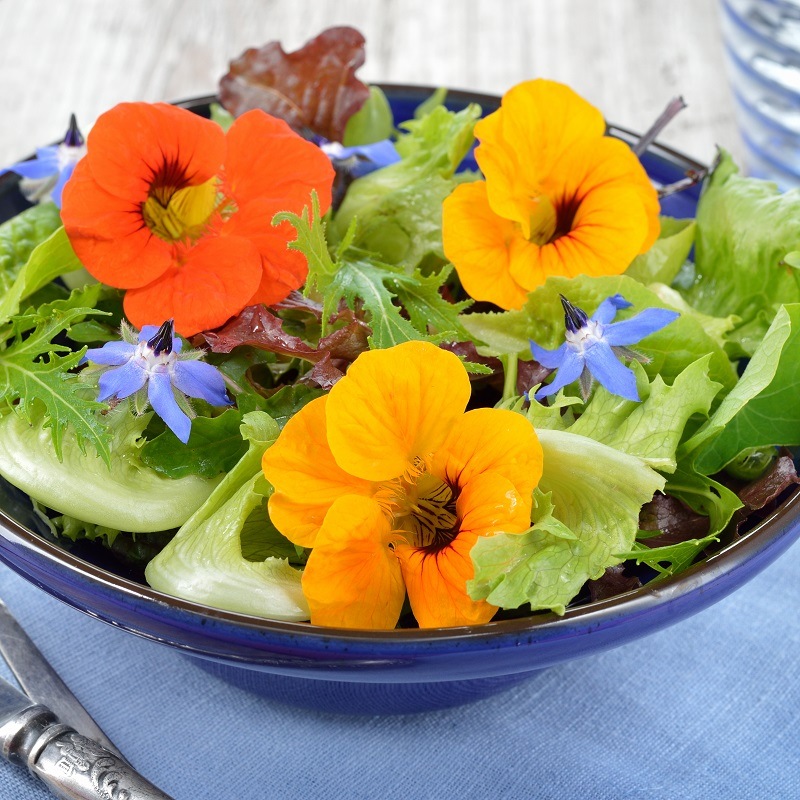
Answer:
224;110;333;212
434;407;542;505
301;495;405;630
263;396;373;547
62;160;174;290
84;102;225;201
325;341;471;481
441;181;529;310
123;236;262;336
396;530;497;628
456;471;531;536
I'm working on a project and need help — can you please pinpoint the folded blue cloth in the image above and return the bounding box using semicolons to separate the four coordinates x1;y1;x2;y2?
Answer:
1;545;798;800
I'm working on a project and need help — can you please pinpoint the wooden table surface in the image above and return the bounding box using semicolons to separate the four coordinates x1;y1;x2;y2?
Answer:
0;0;740;168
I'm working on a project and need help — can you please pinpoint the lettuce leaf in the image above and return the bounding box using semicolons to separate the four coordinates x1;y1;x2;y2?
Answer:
0;203;62;294
330;103;481;269
463;273;738;393
469;429;664;614
277;198;471;348
0;409;221;532
624;216;695;286
686;303;800;474
145;411;308;621
686;151;800;355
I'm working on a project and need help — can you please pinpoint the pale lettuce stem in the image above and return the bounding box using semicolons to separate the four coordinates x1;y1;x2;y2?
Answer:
502;354;518;402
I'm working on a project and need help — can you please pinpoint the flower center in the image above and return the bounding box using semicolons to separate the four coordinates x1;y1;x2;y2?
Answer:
526;193;558;246
565;319;603;353
142;176;219;244
380;460;460;553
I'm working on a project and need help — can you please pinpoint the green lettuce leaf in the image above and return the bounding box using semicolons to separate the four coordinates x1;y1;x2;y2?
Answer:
145;411;308;621
0;409;221;532
0;226;84;325
342;85;394;145
277;198;470;348
469;429;665;614
686;303;800;474
463;273;737;392
0;203;62;294
624;216;695;285
140;408;248;479
566;356;721;472
330;103;481;269
0;290;111;460
685;151;800;355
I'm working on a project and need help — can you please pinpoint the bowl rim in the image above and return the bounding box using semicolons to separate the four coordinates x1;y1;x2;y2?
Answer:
0;83;790;649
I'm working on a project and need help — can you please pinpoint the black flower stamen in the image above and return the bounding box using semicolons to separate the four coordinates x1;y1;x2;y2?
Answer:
63;113;84;148
560;295;589;334
146;319;175;355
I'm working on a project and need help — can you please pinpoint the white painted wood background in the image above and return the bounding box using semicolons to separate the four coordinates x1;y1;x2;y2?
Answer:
0;0;740;169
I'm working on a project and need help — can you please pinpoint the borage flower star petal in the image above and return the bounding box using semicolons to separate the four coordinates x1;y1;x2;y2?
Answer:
530;294;679;403
1;114;86;207
83;320;230;443
442;79;660;310
262;341;544;630
61;102;335;336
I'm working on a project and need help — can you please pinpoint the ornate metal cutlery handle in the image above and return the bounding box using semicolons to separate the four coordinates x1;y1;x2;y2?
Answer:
1;704;173;800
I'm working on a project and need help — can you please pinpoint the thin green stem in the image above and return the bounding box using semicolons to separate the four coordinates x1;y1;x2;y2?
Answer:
502;354;518;402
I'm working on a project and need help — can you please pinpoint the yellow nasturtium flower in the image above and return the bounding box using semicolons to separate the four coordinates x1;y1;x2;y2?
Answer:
262;341;543;629
442;79;660;310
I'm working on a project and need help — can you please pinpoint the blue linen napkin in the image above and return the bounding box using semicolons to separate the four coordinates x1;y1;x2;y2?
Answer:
0;546;798;800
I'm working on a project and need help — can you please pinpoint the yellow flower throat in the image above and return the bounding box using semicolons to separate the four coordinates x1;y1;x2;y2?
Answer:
378;458;459;551
142;177;219;243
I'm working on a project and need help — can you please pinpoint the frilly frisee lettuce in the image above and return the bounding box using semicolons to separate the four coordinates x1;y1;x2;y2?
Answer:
145;410;308;621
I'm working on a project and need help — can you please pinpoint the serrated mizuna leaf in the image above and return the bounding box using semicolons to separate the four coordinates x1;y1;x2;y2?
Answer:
389;266;472;338
0;307;110;462
328;258;422;348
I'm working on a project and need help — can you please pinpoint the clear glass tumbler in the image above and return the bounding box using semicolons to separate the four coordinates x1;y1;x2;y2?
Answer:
720;0;800;187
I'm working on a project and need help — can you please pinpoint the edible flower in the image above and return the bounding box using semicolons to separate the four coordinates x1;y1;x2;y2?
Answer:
0;114;86;207
319;138;400;178
262;341;543;629
442;79;660;310
61;102;334;336
83;320;230;443
530;294;679;402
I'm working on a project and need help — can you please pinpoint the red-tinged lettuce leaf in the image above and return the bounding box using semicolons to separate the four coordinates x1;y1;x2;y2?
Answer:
738;452;800;512
203;306;319;359
219;26;370;141
202;305;369;390
637;492;711;547
272;290;324;320
299;353;344;390
586;565;642;602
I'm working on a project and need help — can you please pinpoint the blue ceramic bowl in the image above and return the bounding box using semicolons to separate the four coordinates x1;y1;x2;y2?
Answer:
0;86;798;716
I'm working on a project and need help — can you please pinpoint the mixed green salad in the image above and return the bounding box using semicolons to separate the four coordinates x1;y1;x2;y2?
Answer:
0;27;798;629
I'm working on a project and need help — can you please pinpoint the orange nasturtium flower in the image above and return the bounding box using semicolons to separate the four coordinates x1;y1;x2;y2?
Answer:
61;102;334;336
262;341;543;629
442;79;660;310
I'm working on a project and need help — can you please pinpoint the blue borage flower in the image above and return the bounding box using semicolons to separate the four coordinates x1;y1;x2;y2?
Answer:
318;138;400;178
82;320;230;443
530;294;679;402
0;114;86;208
